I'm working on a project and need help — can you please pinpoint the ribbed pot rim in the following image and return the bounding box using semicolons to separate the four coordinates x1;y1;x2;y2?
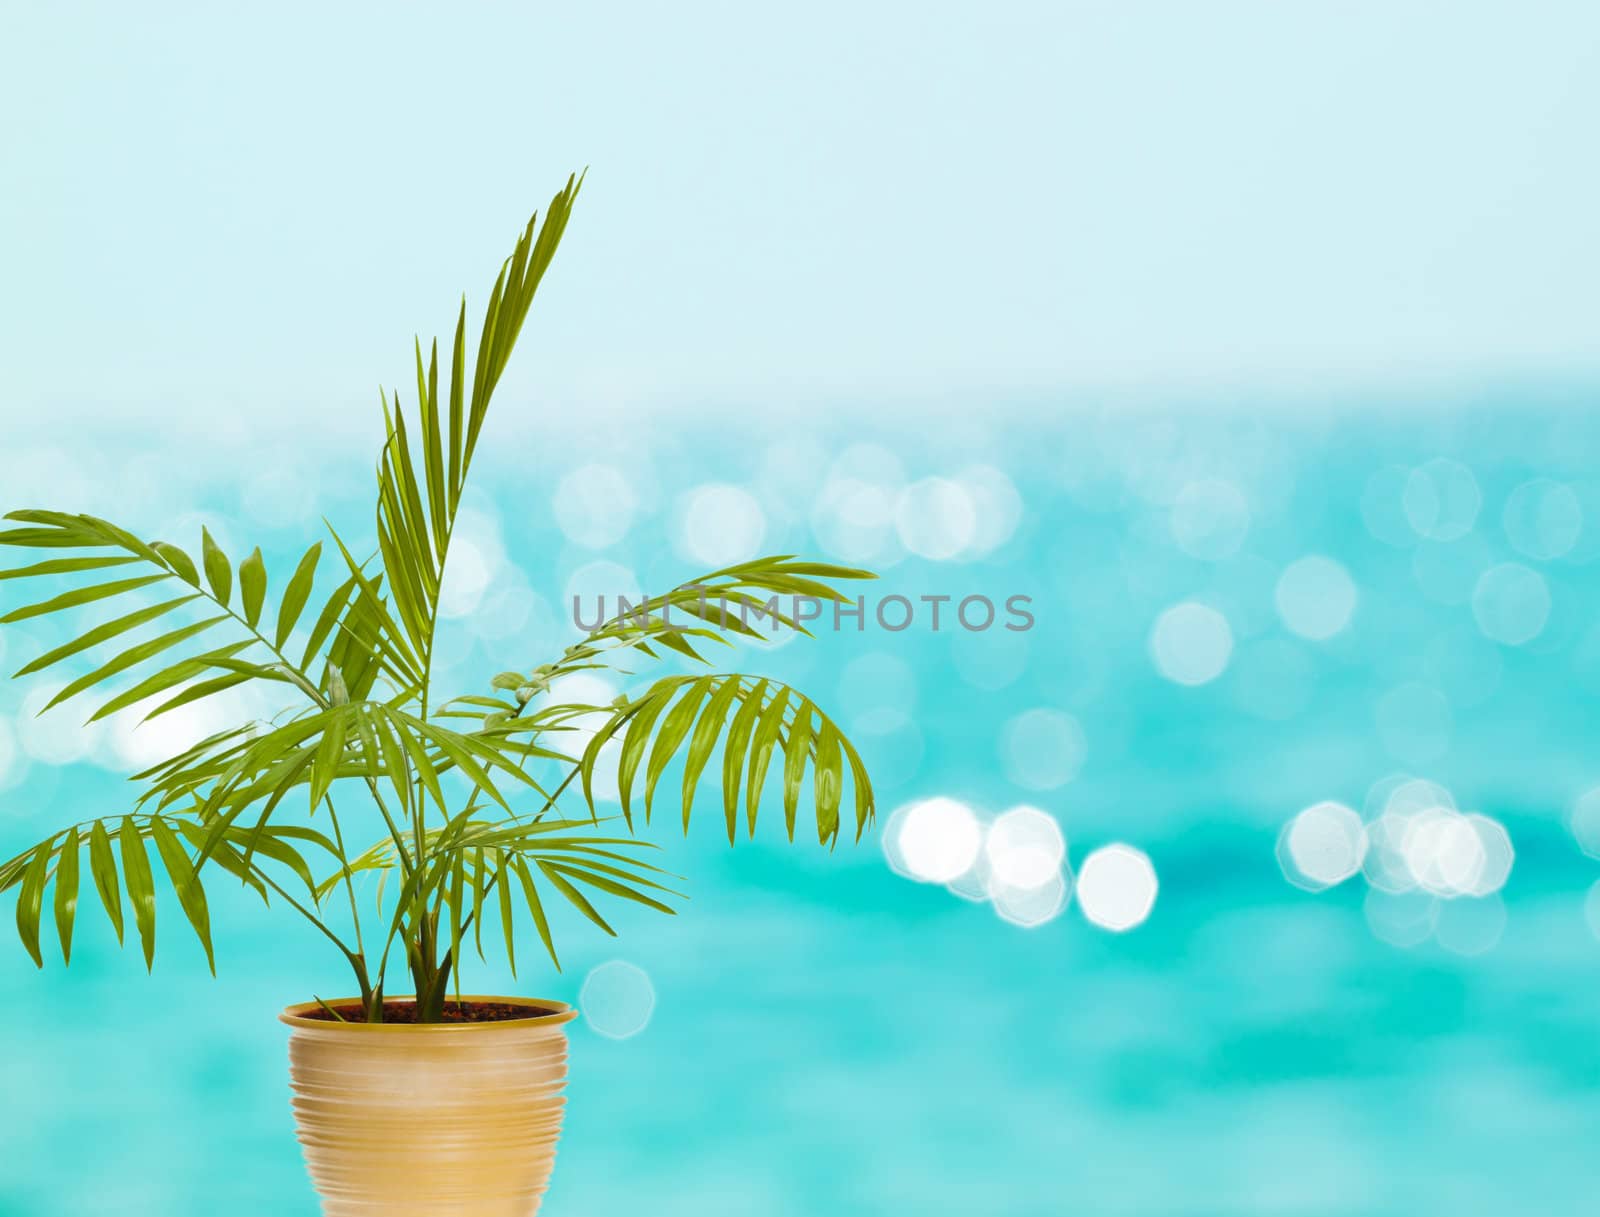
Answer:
279;994;577;1031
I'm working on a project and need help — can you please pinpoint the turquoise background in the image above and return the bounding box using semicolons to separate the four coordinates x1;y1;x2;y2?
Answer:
5;4;1600;1215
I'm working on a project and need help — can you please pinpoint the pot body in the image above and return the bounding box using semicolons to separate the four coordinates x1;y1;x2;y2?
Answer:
281;996;576;1217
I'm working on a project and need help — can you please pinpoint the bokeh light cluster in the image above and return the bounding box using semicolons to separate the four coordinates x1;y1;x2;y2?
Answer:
1277;777;1516;954
880;796;1156;933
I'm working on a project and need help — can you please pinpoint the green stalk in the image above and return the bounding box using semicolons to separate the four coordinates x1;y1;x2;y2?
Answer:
250;866;372;1011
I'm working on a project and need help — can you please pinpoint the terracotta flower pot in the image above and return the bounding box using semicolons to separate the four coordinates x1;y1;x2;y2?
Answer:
280;995;576;1216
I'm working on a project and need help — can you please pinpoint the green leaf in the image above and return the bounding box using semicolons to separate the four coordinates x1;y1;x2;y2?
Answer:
643;678;711;820
174;822;270;904
447;849;466;972
308;707;350;810
70;514;163;563
143;672;251;722
359;178;583;696
681;676;742;830
417;338;448;555
149;818;214;974
0;526;100;549
275;543;321;648
350;706;381;780
721;678;767;845
511;857;559;970
118;817;157;970
300;569;358;668
398;714;535;811
54;827;80;964
765;560;878;581
614;687;677;826
375;396;437;662
200;529;232;606
89;640;253;722
745;687;792;836
448;300;466;502
495;850;516;978
578;705;635;817
88;821;124;944
218;745;318;869
239;548;267;628
531;843;681;886
369;713;413;815
324;528;424;687
0;555;140;582
131;724;249;786
813;716;844;846
783;700;814;843
13;594;199;678
470;847;489;961
654;628;709;662
545;862;677;916
0;573;170;624
537;861;615;936
152;542;200;586
440;694;519;714
841;731;875;841
239;825;328;896
43;615;228;714
15;841;51;967
384;710;446;813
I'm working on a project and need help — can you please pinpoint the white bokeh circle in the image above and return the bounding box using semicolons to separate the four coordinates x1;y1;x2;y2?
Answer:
1279;801;1367;890
1149;602;1233;686
677;483;766;567
553;464;637;549
1274;556;1358;641
999;709;1087;791
895;477;978;561
983;805;1066;892
891;797;984;884
1502;478;1582;561
1170;479;1251;560
1471;562;1550;646
1077;844;1158;932
580;960;656;1039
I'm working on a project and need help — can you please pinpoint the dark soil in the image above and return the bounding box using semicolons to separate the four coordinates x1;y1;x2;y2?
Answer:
302;999;560;1024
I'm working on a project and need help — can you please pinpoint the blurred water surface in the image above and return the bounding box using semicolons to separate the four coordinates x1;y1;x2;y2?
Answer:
3;397;1600;1216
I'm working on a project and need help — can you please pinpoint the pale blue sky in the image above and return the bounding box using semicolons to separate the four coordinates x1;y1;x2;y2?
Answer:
3;1;1598;434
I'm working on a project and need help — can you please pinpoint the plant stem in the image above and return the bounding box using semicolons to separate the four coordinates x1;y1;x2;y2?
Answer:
250;866;372;1007
362;777;417;880
433;763;580;979
321;795;365;958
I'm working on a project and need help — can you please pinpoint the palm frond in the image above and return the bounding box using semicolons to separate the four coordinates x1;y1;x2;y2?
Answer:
0;513;340;725
572;673;874;846
0;811;331;973
481;556;875;706
368;175;583;674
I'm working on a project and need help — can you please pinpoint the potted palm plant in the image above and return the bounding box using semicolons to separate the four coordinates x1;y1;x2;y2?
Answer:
0;173;876;1216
